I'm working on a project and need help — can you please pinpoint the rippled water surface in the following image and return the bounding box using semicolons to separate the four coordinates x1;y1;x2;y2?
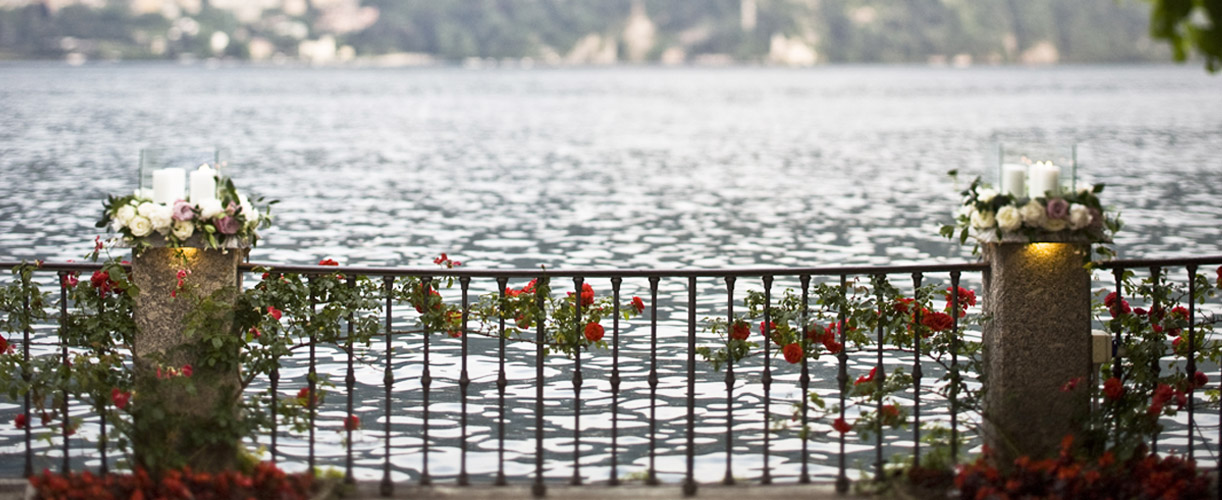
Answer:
1;63;1220;483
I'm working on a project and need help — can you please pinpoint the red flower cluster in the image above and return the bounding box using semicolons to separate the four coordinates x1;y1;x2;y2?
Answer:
945;286;977;317
0;336;10;355
318;258;339;266
1103;377;1124;400
155;364;193;380
343;415;361;431
566;283;595;307
14;413;27;429
431;253;461;268
61;272;79;289
506;279;539;298
584;322;604;342
956;437;1210;500
1104;291;1131;318
111;388;131;410
782;343;803;364
267;306;282;321
729;320;751;341
29;463;316;500
90;270;123;297
920;311;954;332
816;323;844;354
832;417;852;434
414;285;442;314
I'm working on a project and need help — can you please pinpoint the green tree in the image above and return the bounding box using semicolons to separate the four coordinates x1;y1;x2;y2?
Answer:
1147;0;1222;71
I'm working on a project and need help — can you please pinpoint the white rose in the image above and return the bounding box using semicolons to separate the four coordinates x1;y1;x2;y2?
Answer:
136;202;156;218
111;220;125;232
129;216;153;237
1019;201;1046;228
115;205;136;225
1042;217;1068;232
239;194;254;219
970;208;996;229
198;198;224;219
133;188;153;200
996;205;1022;232
978;188;998;204
1068;204;1091;230
149;203;174;233
172;220;195;240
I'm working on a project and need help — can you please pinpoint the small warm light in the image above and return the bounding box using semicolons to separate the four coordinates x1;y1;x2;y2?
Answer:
1025;242;1065;259
174;248;199;259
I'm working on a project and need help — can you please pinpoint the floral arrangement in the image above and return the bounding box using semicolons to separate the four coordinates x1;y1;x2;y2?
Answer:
940;176;1120;249
96;169;273;252
29;462;318;500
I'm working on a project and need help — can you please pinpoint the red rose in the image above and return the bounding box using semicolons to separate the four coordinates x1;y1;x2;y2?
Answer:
1103;291;1120;308
414;286;442;314
832;417;852;434
729;321;750;341
855;366;879;386
267;306;282;321
584;322;604;343
343;415;361;431
111;388;131;410
631;296;645;314
823;340;843;354
1103;377;1124;400
515;315;532;329
0;336;8;354
61;273;79;289
14;414;27;429
893;298;915;314
1108;299;1131;318
920;311;954;332
759;321;775;337
90;270;111;294
805;325;822;342
946;286;977;311
522;279;537;294
297;387;318;409
782;343;803;364
1193;371;1209;389
881;404;900;419
181;364;193;378
318;258;339;266
567;283;595;307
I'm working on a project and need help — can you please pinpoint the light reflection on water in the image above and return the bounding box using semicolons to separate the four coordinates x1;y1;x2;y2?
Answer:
0;64;1220;483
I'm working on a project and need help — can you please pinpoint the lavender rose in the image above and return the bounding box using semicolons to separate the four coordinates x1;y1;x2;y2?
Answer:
1046;198;1070;220
215;216;239;235
172;200;195;222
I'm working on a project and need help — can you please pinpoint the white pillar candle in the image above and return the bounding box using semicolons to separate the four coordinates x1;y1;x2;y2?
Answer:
189;166;217;204
1001;163;1026;199
151;168;185;204
1040;162;1061;197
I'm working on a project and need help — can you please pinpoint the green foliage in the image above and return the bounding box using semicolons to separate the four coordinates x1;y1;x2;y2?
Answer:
1147;0;1222;72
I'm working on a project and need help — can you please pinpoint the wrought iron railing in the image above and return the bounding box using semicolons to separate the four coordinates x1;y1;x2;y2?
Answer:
1;256;1218;496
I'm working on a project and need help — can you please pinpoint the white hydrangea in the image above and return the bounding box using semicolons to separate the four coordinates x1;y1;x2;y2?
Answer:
171;220;194;240
149;203;174;233
1068;204;1092;230
1019;201;1046;228
128;216;153;237
996;205;1022;232
198;198;224;219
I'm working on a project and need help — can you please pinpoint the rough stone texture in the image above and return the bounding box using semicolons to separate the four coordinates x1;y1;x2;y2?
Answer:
131;246;244;470
982;242;1092;462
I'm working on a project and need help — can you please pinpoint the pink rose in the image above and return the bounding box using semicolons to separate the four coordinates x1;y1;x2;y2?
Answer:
171;200;195;222
1046;198;1069;220
215;216;239;235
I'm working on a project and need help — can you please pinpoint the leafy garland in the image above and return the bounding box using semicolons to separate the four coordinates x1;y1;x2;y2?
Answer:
97;175;275;253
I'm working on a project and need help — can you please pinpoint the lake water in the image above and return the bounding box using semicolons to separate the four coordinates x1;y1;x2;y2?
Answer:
0;63;1220;483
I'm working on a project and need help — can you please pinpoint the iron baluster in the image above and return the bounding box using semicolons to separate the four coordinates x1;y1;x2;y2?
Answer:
459;277;471;486
950;271;961;463
683;276;697;497
345;277;357;485
875;274;885;481
308;276;317;475
723;276;736;486
647;276;660;486
496;277;509;487
571;277;584;486
799;275;811;484
421;277;433;486
61;273;70;474
1187;265;1197;460
532;276;546;498
381;276;394;497
836;274;850;494
609;277;622;486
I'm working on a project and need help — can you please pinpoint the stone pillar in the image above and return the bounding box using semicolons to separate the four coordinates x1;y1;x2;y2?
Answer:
131;245;244;471
982;242;1092;462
